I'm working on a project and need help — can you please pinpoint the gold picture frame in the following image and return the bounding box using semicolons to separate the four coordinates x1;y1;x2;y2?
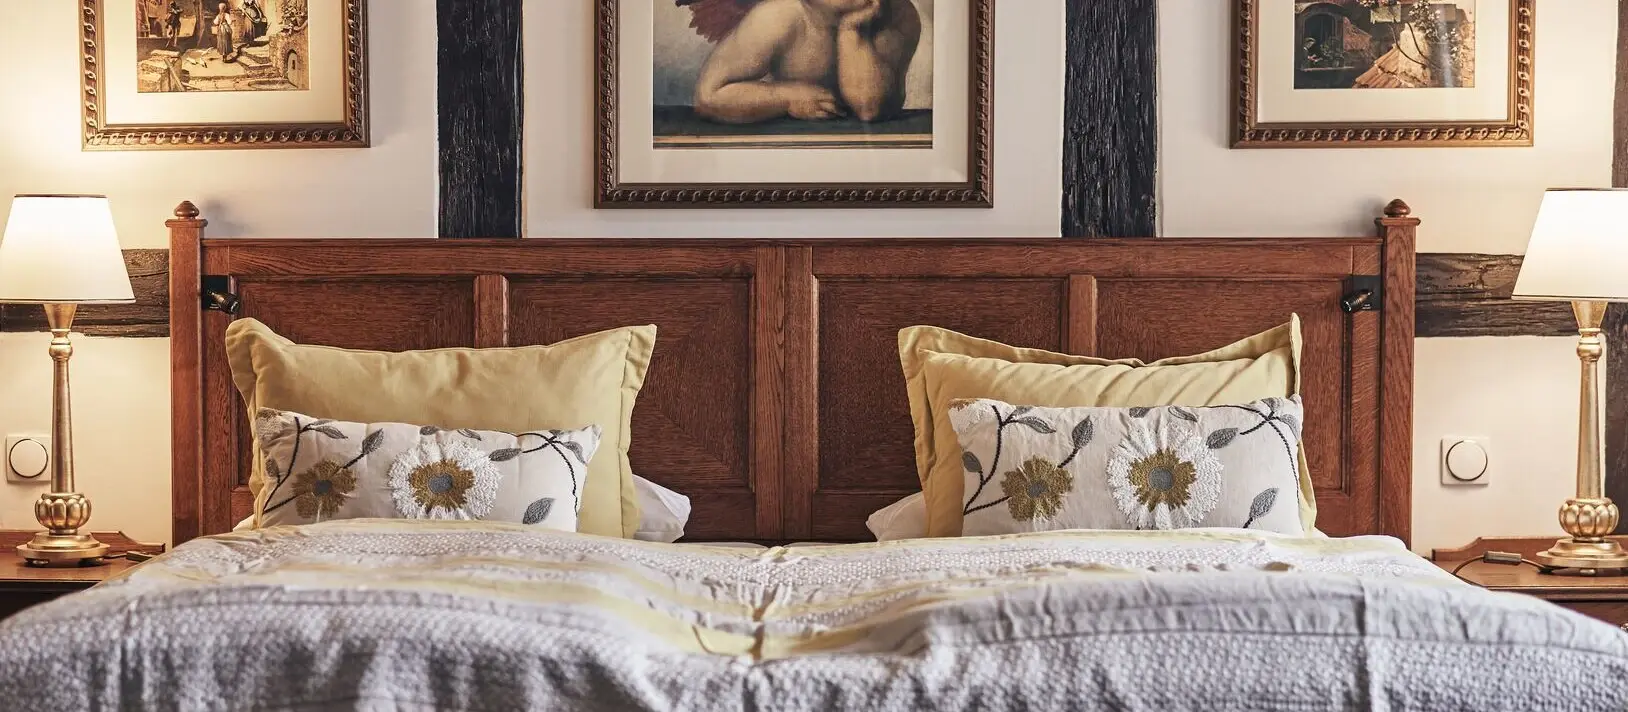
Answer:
1233;0;1533;148
80;0;368;150
594;0;994;208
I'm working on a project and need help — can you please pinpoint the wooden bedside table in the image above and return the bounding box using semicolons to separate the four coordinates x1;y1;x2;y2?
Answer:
0;530;162;621
1434;536;1628;630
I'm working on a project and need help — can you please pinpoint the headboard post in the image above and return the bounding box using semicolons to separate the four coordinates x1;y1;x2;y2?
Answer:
168;201;208;544
1377;198;1419;546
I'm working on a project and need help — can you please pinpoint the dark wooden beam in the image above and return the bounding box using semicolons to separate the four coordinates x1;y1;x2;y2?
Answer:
0;249;169;338
437;0;524;238
1415;253;1577;338
1606;0;1628;532
1062;0;1157;238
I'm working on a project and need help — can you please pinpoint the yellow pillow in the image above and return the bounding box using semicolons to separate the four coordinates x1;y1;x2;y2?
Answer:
225;319;655;538
900;318;1307;537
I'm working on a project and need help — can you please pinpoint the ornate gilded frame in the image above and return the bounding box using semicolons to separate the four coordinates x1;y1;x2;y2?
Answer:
594;0;994;208
79;0;369;150
1233;0;1534;148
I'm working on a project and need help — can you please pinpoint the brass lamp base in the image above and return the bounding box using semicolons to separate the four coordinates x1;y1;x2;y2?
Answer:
1534;496;1628;574
16;533;107;567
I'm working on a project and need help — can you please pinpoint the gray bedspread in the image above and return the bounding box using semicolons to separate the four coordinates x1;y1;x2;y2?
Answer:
0;520;1622;711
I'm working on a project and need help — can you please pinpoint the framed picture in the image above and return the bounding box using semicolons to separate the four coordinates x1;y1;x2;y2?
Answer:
1233;0;1533;148
595;0;993;208
80;0;368;150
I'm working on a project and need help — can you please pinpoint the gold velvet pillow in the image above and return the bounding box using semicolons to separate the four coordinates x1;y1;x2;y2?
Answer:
899;318;1307;537
225;319;656;538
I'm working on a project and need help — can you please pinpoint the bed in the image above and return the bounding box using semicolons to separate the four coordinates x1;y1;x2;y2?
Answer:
0;200;1625;710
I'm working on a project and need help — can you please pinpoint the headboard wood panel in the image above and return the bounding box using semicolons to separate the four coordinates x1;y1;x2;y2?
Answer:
170;202;1418;545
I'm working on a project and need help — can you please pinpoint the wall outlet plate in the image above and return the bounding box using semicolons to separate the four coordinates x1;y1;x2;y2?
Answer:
4;435;51;484
1440;436;1491;486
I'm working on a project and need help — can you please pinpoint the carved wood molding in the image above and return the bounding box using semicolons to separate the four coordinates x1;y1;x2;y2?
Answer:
1416;252;1576;337
1062;0;1158;237
10;249;1578;342
0;250;169;338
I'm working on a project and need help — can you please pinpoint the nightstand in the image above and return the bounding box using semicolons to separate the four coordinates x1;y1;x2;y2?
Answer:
1434;536;1628;630
0;530;162;621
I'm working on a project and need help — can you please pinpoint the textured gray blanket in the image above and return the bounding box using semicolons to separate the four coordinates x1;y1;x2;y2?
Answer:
0;521;1622;711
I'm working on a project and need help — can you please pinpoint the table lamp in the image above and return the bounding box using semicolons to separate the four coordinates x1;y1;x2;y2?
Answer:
1513;188;1628;574
0;195;133;566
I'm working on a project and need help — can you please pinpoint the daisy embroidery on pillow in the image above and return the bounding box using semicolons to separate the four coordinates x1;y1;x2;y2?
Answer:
1106;416;1223;530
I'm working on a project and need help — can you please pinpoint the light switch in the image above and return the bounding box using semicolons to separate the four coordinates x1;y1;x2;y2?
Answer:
1441;437;1490;486
5;436;50;483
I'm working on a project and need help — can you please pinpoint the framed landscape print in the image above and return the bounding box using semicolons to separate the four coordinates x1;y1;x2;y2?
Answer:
1233;0;1533;148
596;0;993;208
80;0;368;150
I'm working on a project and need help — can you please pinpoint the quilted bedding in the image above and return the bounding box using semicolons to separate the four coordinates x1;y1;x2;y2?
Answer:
0;520;1624;711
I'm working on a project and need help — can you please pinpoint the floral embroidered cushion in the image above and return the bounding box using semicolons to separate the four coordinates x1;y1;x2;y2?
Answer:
226;318;654;538
254;408;602;531
899;319;1305;538
948;397;1306;537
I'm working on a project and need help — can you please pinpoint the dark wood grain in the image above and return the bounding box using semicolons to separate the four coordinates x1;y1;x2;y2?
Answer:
168;204;206;545
438;0;522;237
170;204;1416;545
1062;0;1157;237
0;249;169;337
1416;252;1577;337
1378;203;1417;544
1442;559;1628;628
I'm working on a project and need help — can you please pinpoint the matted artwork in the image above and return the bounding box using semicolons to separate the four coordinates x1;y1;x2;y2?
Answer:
1234;0;1532;147
597;0;993;208
81;0;368;149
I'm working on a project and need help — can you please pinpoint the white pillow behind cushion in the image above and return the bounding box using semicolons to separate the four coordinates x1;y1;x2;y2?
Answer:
633;475;691;543
255;408;601;531
949;396;1305;537
867;492;928;542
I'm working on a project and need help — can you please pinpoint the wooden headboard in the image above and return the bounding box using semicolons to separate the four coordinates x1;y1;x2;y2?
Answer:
169;202;1418;546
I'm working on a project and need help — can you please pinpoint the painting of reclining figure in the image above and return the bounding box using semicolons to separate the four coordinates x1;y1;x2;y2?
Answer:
655;0;933;149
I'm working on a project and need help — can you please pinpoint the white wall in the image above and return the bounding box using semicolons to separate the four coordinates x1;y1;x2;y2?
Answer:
1159;0;1617;553
0;0;1614;552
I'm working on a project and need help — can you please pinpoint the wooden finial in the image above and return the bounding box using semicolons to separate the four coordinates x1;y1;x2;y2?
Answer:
174;201;200;219
1383;199;1412;218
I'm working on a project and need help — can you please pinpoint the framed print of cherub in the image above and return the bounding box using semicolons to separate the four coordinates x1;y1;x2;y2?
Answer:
596;0;994;208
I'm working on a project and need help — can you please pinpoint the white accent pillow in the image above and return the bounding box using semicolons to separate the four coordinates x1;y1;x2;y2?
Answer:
255;408;601;531
867;492;928;542
632;475;691;543
949;396;1306;537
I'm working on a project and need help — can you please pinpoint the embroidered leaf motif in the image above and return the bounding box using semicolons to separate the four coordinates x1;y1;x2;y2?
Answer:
265;457;283;483
1171;406;1199;423
310;426;347;440
358;430;385;458
560;440;587;464
1129;407;1152;418
523;497;555;525
1242;488;1280;529
457;428;482;440
962;451;983;475
1011;417;1056;434
308;420;335;429
1278;413;1303;439
490;448;522;463
1206;428;1239;450
419;425;440;436
1008;406;1034;419
1071;418;1094;450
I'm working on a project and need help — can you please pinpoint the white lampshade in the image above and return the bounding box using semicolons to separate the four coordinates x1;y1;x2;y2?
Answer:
1513;188;1628;303
0;195;134;304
